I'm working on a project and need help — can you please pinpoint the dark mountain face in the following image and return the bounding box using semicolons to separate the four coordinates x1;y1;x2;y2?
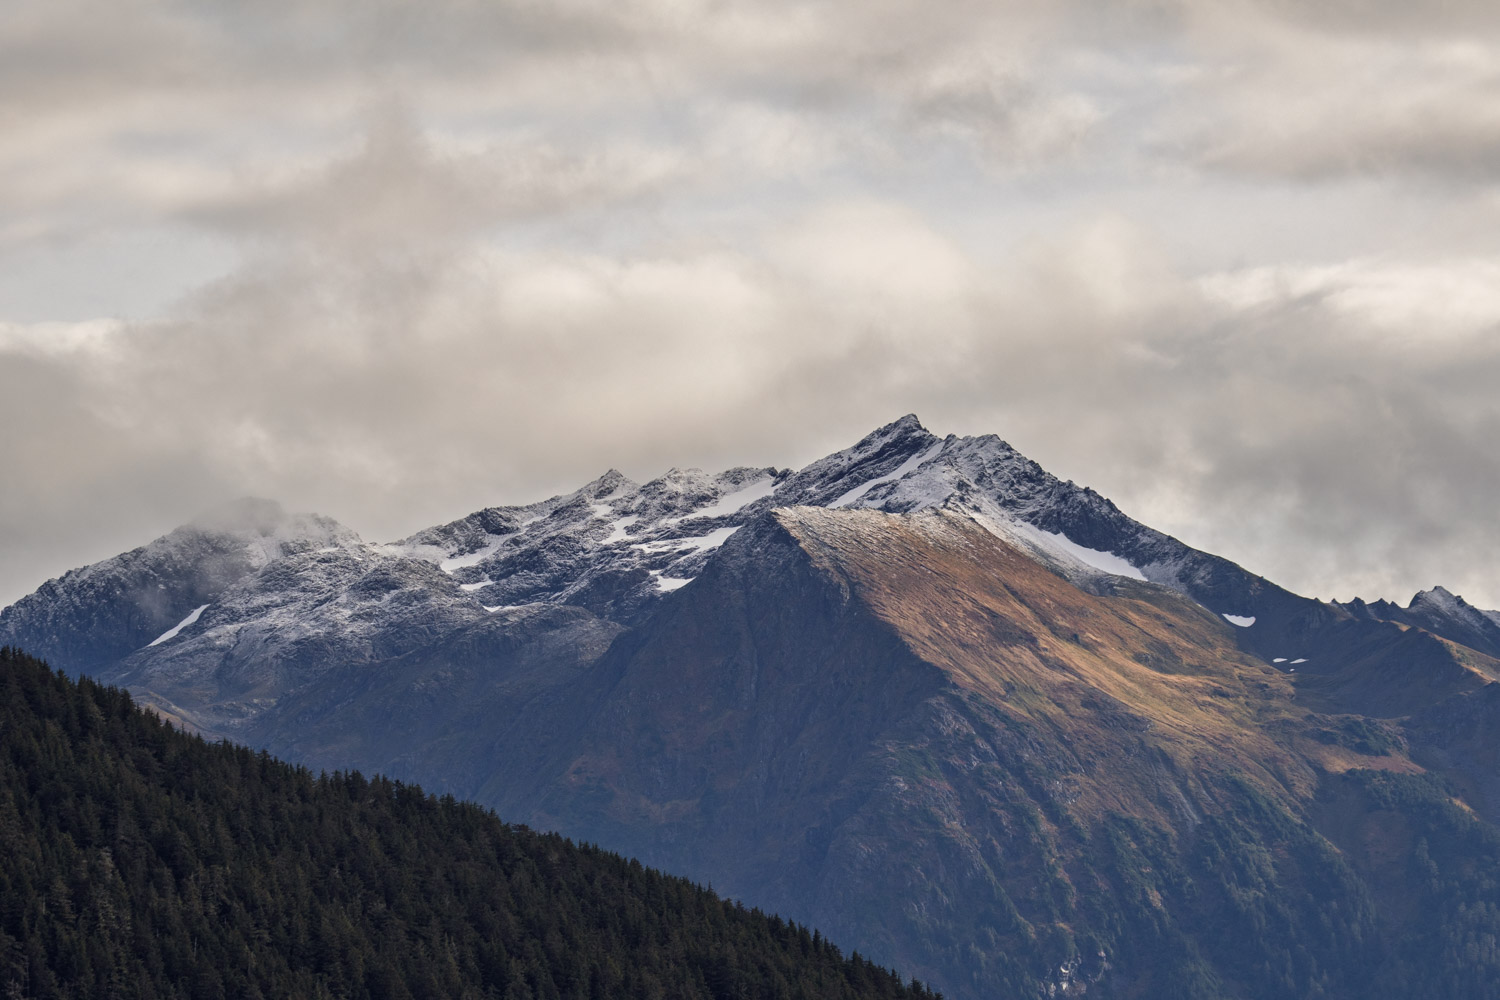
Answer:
6;416;1500;998
497;507;1500;998
507;508;1309;995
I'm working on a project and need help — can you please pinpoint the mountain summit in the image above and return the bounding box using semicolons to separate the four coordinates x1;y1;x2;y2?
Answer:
3;414;1315;719
5;417;1500;998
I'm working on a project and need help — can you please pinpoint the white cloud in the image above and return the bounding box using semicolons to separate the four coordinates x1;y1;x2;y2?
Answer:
3;0;1500;615
1165;14;1500;182
5;197;1499;607
1200;257;1500;348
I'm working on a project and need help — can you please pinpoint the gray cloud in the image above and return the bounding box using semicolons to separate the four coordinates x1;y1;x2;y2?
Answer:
5;203;1500;609
2;0;1500;613
1184;38;1500;182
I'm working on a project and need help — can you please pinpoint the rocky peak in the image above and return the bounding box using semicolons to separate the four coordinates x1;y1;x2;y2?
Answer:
1411;585;1463;613
1337;584;1500;660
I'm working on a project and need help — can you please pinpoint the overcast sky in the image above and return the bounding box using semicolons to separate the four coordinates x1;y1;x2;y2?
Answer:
3;0;1498;610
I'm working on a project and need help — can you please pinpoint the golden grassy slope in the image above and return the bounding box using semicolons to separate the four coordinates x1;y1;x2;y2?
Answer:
775;506;1421;823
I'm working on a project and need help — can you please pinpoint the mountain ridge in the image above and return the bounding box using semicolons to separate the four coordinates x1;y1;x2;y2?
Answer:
6;415;1500;998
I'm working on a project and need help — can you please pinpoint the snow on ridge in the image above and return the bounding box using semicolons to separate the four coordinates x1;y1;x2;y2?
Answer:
440;536;507;574
603;516;639;544
647;568;694;591
632;525;742;555
995;517;1147;582
1223;614;1256;627
1412;585;1460;610
667;476;777;523
148;605;209;647
830;441;946;509
1034;529;1146;582
1411;586;1500;628
594;480;633;503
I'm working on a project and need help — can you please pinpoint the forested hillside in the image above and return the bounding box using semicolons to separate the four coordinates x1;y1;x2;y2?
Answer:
0;647;939;1000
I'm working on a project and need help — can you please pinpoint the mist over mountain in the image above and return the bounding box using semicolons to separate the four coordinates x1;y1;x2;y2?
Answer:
6;416;1500;998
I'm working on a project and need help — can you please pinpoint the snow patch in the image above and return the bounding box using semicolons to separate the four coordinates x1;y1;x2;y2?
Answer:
656;576;693;592
1034;530;1147;582
1291;658;1307;664
991;517;1148;581
459;580;491;592
1273;657;1287;663
830;441;945;508
603;516;639;544
596;483;630;503
1223;614;1256;627
670;476;776;523
633;525;742;555
148;605;209;647
440;536;505;573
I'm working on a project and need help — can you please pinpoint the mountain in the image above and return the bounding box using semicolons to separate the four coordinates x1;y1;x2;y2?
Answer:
490;505;1500;997
6;415;1500;997
0;498;357;685
0;415;1328;732
0;647;937;1000
1338;586;1500;660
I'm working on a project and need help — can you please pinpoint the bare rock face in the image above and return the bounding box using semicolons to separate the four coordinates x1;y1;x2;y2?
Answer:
7;417;1500;999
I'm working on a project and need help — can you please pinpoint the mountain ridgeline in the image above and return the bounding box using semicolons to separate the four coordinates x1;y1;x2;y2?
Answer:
5;415;1500;998
0;647;938;1000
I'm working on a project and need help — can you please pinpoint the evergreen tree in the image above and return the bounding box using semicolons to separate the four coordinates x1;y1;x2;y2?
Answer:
0;648;941;1000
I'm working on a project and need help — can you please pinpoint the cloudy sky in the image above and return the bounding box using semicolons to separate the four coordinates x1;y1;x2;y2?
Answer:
3;0;1499;609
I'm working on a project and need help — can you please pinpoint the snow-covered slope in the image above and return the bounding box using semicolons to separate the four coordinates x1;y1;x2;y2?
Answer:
0;498;362;677
387;465;789;623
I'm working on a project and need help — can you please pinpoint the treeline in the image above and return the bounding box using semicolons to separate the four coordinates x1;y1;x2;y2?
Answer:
0;648;941;1000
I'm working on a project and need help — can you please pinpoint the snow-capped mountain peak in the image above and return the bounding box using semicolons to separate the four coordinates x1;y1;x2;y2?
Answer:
0;414;1321;733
